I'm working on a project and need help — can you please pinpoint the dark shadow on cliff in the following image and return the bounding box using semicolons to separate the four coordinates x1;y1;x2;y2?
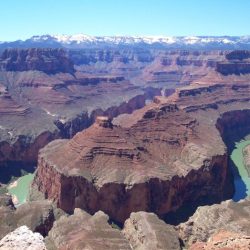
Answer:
164;199;218;225
0;161;36;184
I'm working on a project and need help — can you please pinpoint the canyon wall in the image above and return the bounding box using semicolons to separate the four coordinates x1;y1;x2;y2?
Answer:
0;48;75;74
32;80;250;223
33;153;229;223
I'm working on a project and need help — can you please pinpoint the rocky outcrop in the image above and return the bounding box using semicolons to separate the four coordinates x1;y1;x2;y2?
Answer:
0;48;74;74
46;209;181;250
178;198;250;247
0;196;61;239
46;209;131;250
189;231;250;250
122;212;181;250
0;225;47;250
189;230;250;250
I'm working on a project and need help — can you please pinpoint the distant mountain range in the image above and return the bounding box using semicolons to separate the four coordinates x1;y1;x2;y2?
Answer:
1;34;250;50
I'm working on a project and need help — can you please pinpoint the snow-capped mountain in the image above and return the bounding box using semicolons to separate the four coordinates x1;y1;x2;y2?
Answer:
1;34;250;50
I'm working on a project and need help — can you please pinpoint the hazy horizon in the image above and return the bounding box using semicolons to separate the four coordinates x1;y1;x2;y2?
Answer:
1;0;250;41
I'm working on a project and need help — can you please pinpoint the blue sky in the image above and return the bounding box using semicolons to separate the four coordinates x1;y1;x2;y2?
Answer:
1;0;250;41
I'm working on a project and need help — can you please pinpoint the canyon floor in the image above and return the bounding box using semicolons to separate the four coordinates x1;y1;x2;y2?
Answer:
0;48;250;249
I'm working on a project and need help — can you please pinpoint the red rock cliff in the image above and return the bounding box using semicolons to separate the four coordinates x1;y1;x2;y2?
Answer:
32;80;250;223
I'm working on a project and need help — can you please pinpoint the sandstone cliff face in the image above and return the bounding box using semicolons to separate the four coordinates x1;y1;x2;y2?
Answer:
0;48;75;74
34;150;228;223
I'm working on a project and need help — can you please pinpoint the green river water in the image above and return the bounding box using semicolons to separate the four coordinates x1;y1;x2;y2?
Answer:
8;173;35;206
230;140;250;201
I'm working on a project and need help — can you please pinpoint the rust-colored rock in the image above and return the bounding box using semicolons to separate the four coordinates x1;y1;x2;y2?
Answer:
33;74;250;223
1;49;250;171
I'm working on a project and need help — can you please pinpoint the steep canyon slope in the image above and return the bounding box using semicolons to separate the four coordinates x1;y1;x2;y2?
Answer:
33;52;250;223
0;48;232;175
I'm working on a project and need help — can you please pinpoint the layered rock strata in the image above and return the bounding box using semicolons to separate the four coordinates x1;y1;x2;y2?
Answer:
1;48;249;171
0;48;74;74
33;78;250;223
216;50;250;75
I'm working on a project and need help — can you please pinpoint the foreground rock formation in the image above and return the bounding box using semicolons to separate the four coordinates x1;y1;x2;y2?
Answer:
189;230;250;250
0;194;61;239
122;212;180;250
46;209;132;250
178;198;250;247
46;209;181;250
0;225;47;250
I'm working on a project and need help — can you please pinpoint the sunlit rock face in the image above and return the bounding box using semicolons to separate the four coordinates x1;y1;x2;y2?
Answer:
0;225;47;250
122;212;181;250
46;209;132;250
